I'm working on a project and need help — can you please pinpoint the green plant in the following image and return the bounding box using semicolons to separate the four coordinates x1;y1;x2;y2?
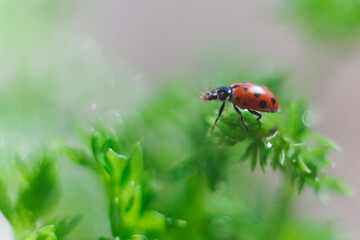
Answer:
0;152;80;240
62;121;186;240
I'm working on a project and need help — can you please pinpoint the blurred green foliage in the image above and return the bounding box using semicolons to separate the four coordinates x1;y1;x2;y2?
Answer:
23;216;82;240
0;152;80;240
288;0;360;43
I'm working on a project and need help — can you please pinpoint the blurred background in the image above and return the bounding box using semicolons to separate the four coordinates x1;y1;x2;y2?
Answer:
0;0;360;239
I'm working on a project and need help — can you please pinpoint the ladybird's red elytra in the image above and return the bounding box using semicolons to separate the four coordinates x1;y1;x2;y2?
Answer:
200;82;279;131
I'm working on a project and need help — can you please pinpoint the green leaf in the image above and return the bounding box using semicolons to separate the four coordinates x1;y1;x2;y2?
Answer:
126;184;141;224
98;237;118;240
297;156;312;174
288;143;302;160
298;175;305;193
24;225;56;240
0;177;13;221
55;215;82;237
90;132;114;174
106;148;129;183
138;210;166;231
109;196;122;237
76;118;91;148
61;146;96;169
322;177;352;195
279;149;286;166
259;142;269;173
250;145;258;171
130;143;143;184
304;132;340;150
303;146;333;167
19;155;60;217
241;141;255;162
102;138;122;157
166;217;187;228
120;162;131;187
128;235;148;240
91;130;105;162
285;101;307;139
270;147;281;170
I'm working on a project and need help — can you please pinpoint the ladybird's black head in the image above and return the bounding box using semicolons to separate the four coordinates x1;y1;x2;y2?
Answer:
202;86;232;102
202;90;217;101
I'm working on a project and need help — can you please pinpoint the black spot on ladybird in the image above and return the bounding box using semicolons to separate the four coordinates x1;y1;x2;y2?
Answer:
243;102;248;106
232;84;241;88
271;97;276;105
243;87;248;92
235;96;240;101
258;100;267;108
254;92;261;97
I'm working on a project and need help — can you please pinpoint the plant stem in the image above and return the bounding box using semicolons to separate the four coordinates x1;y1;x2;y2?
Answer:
259;175;295;240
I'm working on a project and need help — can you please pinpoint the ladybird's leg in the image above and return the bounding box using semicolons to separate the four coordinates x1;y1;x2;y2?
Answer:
248;109;262;128
211;102;226;132
233;104;248;130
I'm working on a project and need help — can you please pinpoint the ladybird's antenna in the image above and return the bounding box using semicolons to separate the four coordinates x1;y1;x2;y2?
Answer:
195;88;207;103
194;88;205;95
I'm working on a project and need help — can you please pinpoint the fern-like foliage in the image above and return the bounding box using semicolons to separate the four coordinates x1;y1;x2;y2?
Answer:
213;99;349;195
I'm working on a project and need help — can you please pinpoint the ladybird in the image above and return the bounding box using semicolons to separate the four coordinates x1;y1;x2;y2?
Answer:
200;82;279;131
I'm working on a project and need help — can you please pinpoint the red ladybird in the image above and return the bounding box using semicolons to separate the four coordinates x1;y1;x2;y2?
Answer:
201;82;279;131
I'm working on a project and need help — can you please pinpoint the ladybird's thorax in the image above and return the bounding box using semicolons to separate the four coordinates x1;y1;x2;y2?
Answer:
216;86;232;102
202;86;232;102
